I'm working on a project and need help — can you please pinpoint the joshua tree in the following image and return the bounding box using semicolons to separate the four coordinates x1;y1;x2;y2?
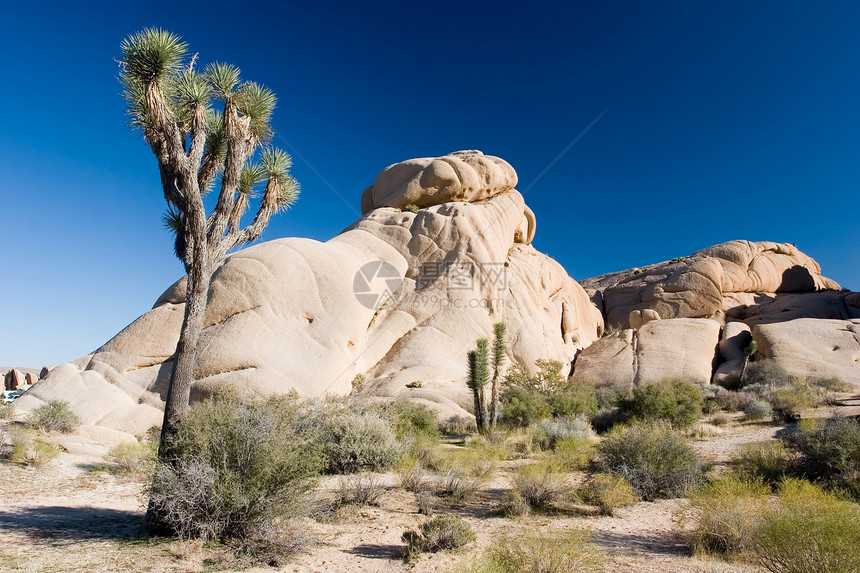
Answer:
739;339;758;385
488;322;506;429
467;338;490;432
118;28;298;443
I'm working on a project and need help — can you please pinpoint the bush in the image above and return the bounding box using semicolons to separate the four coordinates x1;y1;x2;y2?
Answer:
548;436;596;471
536;415;595;450
782;416;860;498
731;441;795;486
316;410;401;474
147;395;321;542
398;459;430;493
741;360;794;388
387;400;439;440
744;400;773;422
511;462;569;510
499;386;551;427
439;415;475;436
402;514;475;558
597;423;704;501
683;476;770;555
547;385;599;418
465;528;604;573
436;468;483;502
106;441;154;474
769;383;816;422
714;390;756;412
26;400;79;433
0;403;14;419
753;479;860;573
618;380;704;428
335;474;386;506
9;429;60;467
590;407;626;434
579;473;636;516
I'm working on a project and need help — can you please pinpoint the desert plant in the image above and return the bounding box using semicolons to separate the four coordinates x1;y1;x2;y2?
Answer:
618;380;704;428
398;459;430;493
752;479;860;573
106;441;154;473
0;403;14;419
335;474;386;506
741;360;794;389
404;203;420;213
536;415;595;450
597;423;704;500
9;428;60;467
744;400;773;421
769;383;817;422
714;389;756;412
316;410;400;474
738;340;758;383
548;436;596;471
436;468;483;501
147;395;321;542
499;385;552;427
579;473;636;516
387;399;439;440
782;416;860;498
26;400;79;433
467;528;604;572
683;476;770;555
467;338;491;432
730;440;795;486
547;384;600;418
511;462;569;510
590;407;626;434
489;322;507;429
439;415;475;436
402;514;475;559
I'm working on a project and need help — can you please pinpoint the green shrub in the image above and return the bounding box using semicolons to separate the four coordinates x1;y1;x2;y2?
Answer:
590;407;626;434
316;411;401;473
731;441;795;486
26;400;79;433
0;403;14;419
683;476;770;555
579;473;636;516
618;380;703;428
500;386;551;427
147;395;321;542
782;416;860;498
511;462;569;510
9;429;60;467
769;383;815;422
536;415;595;450
741;360;794;388
388;399;439;440
106;441;154;474
744;400;773;422
548;436;596;471
466;528;604;573
597;423;704;501
753;479;860;573
402;514;475;558
547;385;599;418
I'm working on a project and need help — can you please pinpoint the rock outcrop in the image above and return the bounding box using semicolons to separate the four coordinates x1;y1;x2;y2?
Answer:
14;151;603;433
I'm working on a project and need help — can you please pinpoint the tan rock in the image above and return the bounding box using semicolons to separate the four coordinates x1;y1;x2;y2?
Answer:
582;240;841;329
571;329;636;391
4;369;25;391
635;319;721;386
713;322;752;385
753;318;860;386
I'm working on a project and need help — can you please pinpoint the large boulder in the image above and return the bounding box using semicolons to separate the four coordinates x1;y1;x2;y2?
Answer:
572;318;720;389
14;151;603;432
582;240;841;329
753;318;860;383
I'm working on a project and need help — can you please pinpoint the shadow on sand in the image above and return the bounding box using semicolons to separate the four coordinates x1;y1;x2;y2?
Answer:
0;506;144;543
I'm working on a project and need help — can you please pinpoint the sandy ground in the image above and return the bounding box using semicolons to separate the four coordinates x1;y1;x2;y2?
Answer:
1;397;857;573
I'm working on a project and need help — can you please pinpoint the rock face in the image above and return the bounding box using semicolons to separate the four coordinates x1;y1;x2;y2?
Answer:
14;151;603;433
574;241;859;387
582;241;841;329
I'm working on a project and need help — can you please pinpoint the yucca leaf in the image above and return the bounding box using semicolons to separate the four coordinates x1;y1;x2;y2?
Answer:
205;62;241;99
120;28;187;83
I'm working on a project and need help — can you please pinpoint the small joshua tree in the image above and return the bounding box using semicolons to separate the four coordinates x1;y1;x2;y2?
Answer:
468;322;507;433
739;340;758;384
488;322;506;429
467;339;490;432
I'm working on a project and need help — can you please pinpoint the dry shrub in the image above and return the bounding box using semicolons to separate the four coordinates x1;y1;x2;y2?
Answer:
731;441;795;486
106;441;154;474
579;473;636;516
335;474;386;506
398;459;430;493
511;462;569;510
9;427;59;467
402;514;475;559
26;400;79;433
316;410;401;474
465;528;604;572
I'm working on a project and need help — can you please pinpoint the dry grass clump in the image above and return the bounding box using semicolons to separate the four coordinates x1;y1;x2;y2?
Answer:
458;528;604;572
579;473;636;516
510;461;570;510
402;514;475;560
334;474;386;506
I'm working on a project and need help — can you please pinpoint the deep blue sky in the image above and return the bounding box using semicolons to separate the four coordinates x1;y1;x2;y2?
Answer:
1;1;858;367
